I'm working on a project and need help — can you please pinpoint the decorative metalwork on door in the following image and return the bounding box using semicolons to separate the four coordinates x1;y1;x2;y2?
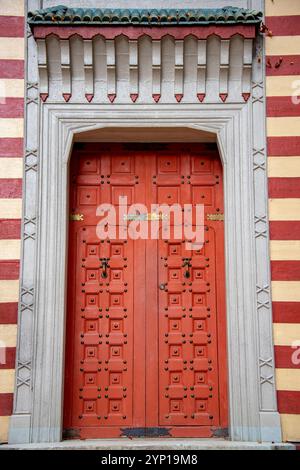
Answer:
64;143;227;438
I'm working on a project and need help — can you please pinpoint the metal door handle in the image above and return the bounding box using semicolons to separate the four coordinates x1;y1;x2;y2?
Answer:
182;257;192;279
159;283;167;291
100;258;110;278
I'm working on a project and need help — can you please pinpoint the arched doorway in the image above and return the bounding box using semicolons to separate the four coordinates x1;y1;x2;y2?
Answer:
63;142;228;438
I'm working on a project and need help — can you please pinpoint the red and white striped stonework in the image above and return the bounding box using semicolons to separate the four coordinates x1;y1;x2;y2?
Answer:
266;0;300;442
0;0;24;443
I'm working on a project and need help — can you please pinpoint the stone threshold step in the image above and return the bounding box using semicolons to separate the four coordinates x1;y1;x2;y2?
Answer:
0;439;295;451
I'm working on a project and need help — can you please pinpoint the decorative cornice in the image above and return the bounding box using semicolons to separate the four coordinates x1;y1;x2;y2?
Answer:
29;6;262;41
35;33;256;104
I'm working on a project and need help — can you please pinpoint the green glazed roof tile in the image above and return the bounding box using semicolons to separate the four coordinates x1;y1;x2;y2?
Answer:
28;5;263;26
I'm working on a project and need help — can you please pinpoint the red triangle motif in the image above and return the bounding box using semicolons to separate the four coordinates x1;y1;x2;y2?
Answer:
63;93;71;102
130;93;138;103
108;93;116;103
40;93;48;102
152;94;161;103
197;93;206;103
242;93;251;102
85;94;94;103
219;93;228;103
175;94;183;103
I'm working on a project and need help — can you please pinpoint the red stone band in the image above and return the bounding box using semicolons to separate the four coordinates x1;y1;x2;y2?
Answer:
32;24;257;40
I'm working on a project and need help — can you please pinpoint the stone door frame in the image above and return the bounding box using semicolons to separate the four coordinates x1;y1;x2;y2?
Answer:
9;102;281;443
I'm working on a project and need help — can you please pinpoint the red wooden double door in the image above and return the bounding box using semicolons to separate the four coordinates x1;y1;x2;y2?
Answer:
64;143;228;439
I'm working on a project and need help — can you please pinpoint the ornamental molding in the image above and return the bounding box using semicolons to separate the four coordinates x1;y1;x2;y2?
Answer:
34;34;258;104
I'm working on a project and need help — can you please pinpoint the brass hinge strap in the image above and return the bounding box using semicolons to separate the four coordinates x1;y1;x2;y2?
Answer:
70;213;84;221
207;213;224;221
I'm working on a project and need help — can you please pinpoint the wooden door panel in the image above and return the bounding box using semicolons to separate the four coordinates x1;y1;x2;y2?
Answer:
70;229;135;428
158;228;219;428
65;145;146;437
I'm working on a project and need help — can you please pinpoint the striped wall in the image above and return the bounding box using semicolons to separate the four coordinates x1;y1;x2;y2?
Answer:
0;0;299;445
266;0;300;443
0;0;24;443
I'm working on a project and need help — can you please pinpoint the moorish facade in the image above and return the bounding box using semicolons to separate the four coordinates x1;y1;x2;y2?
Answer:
0;0;299;448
